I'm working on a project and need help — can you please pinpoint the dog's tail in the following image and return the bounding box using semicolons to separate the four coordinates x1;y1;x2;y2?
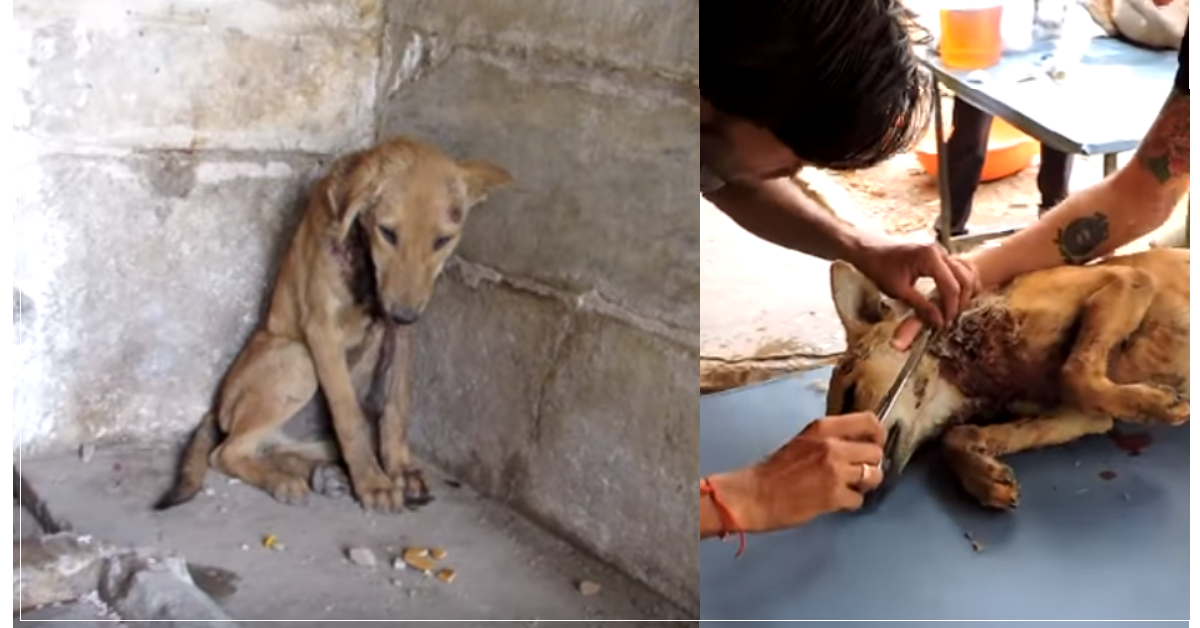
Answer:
154;411;220;510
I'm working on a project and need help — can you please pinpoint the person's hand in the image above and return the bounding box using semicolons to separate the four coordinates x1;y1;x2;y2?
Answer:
853;240;979;329
733;412;886;533
890;254;983;350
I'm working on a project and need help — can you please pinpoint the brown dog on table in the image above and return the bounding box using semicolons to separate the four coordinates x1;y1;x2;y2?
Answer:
825;248;1189;509
155;137;513;513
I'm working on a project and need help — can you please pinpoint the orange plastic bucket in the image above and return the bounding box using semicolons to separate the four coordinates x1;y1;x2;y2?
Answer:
916;118;1039;183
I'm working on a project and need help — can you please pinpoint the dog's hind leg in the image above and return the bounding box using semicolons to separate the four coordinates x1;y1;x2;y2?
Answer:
943;410;1114;509
212;333;320;505
1060;267;1188;425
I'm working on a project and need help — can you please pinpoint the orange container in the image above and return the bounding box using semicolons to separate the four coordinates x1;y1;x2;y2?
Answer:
939;4;1004;70
916;118;1039;183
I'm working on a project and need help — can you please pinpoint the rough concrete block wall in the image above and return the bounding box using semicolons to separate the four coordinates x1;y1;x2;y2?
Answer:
377;0;699;612
13;0;384;450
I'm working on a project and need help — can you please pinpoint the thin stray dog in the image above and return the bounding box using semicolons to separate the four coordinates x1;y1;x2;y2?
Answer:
155;136;513;513
825;248;1189;509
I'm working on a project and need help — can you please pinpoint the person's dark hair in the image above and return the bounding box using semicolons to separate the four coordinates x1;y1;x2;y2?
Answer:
703;0;934;171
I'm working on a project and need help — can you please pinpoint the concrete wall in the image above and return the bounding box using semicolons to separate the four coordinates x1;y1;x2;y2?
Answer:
14;0;698;612
379;1;699;611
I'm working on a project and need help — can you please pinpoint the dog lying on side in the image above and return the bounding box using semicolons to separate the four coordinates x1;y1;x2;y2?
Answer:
155;137;513;513
825;248;1189;508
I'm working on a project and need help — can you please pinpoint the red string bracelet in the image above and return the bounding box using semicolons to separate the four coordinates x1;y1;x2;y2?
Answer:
701;476;747;558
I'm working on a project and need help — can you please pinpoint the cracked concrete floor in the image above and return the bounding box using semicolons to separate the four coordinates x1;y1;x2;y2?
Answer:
17;445;689;623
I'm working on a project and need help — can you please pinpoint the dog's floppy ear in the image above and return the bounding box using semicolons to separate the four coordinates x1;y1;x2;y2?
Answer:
458;159;513;205
831;260;887;343
325;153;384;242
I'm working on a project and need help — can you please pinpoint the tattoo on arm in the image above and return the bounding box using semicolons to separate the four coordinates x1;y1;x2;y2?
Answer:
1138;89;1190;184
1056;212;1110;265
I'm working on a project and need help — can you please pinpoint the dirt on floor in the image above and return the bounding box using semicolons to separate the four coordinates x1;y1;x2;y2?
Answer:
17;446;688;623
826;95;1113;239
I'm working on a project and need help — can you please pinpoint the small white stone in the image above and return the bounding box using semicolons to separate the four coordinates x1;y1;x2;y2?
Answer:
203;487;216;496
347;546;376;567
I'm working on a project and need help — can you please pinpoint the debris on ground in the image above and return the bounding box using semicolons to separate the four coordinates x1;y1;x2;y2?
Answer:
436;567;457;584
186;563;241;601
444;479;463;488
429;547;448;560
347;546;377;567
578;579;602;596
401;547;436;574
311;465;350;499
962;531;984;553
1110;430;1153;456
262;534;284;551
79;444;95;463
1098;470;1117;481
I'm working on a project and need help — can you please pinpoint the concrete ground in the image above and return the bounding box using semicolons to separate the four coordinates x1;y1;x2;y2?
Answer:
17;446;689;623
700;196;847;362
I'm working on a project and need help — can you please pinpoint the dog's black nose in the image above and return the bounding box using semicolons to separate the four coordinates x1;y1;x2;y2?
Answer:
389;309;419;325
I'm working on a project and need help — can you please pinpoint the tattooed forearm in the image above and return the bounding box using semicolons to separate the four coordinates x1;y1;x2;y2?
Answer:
1138;89;1190;184
1056;212;1111;265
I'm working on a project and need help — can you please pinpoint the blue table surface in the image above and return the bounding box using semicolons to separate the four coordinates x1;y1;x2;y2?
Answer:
700;368;1189;621
921;37;1178;155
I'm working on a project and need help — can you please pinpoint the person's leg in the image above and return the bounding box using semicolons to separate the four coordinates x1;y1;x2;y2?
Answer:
943;97;993;236
1036;146;1073;217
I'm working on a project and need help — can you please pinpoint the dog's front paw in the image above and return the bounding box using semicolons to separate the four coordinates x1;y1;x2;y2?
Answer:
953;452;1020;510
352;472;405;514
975;460;1020;510
400;468;434;508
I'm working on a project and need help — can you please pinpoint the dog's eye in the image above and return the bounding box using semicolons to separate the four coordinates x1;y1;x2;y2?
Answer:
378;226;398;245
433;235;454;251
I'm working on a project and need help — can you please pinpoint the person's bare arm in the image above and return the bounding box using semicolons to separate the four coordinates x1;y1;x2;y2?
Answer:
704;177;877;263
969;88;1189;289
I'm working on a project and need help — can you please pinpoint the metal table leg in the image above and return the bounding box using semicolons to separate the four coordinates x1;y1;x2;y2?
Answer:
932;80;952;251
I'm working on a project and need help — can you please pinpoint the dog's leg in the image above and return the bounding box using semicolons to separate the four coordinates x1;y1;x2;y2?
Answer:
305;322;404;513
943;410;1114;509
212;334;320;505
1060;267;1188;425
375;327;431;507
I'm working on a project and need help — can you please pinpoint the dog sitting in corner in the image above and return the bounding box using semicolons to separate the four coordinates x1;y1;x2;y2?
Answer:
155;137;513;513
824;248;1189;509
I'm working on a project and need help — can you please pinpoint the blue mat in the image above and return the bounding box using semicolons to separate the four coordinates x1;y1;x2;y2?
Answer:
700;368;1189;620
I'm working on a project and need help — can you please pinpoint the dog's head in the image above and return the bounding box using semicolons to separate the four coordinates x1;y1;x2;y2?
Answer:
825;261;965;479
323;138;513;326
